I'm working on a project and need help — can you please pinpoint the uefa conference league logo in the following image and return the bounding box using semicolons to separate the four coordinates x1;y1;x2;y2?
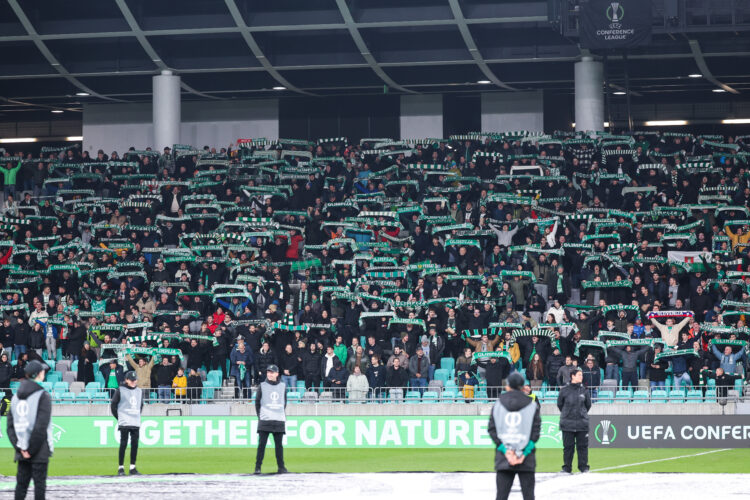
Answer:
594;419;617;445
606;2;624;29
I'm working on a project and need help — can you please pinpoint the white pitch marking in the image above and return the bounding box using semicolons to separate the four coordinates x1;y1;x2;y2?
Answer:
590;448;731;472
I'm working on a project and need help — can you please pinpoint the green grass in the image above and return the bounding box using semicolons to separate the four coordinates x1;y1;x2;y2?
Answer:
1;448;748;476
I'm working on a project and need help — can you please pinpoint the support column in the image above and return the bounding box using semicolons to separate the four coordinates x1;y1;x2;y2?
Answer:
153;70;181;150
574;56;604;132
399;95;443;140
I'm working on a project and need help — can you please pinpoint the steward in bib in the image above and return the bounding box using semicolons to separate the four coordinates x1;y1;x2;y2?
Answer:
110;370;143;476
7;359;52;500
488;372;541;500
254;364;288;475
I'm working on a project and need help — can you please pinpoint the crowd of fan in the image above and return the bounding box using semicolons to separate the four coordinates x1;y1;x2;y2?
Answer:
0;130;748;402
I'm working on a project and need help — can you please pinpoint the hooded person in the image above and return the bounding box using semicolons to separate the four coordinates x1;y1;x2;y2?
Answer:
110;370;143;476
487;372;541;500
7;360;53;500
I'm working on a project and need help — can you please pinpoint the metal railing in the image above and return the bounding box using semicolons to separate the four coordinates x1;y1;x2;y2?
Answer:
2;382;743;405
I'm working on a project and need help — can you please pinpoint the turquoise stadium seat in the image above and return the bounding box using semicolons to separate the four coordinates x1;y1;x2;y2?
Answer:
686;389;703;402
444;380;457;390
422;391;439;403
71;360;79;372
651;390;668;403
632;390;649;402
75;393;92;403
442;388;459;402
440;357;455;372
433;369;451;383
287;392;302;403
46;372;62;383
669;389;686;402
473;390;488;403
295;381;306;394
94;373;105;386
543;390;559;403
10;381;20;392
405;391;421;403
597;390;614;403
735;379;744;396
41;382;53;392
704;389;717;403
53;382;69;393
91;393;109;404
55;392;76;404
615;388;632;402
85;382;102;394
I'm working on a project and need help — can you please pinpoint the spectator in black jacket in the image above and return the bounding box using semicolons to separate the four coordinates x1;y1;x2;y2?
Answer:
255;341;276;384
183;339;205;374
154;357;176;401
484;353;511;399
325;357;348;400
0;352;12;388
211;329;229;379
557;368;592;473
385;357;409;389
187;368;203;401
645;345;668;389
301;343;323;391
702;367;744;398
366;355;387;400
581;358;601;398
545;348;565;387
279;344;300;389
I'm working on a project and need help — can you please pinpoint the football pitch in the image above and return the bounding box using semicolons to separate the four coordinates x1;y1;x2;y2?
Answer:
1;447;748;476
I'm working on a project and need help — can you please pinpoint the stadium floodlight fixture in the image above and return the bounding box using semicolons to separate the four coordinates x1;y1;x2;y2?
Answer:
66;136;84;141
688;74;702;78
51;110;63;114
75;92;90;96
571;122;610;127
722;119;750;124
613;91;626;95
712;89;727;93
477;80;491;84
644;120;687;126
272;86;286;90
0;137;37;143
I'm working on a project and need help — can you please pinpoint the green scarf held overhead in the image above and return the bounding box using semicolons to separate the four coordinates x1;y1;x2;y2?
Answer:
471;351;511;364
556;274;564;294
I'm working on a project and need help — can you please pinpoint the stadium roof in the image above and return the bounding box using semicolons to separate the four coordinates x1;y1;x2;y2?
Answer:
1;0;749;119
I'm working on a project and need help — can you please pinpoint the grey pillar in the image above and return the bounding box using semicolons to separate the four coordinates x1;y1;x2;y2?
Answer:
153;70;181;150
574;56;604;132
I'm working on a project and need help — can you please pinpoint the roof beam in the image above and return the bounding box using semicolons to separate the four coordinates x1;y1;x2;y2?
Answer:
448;0;516;91
6;0;125;103
114;0;220;100
0;16;550;43
334;0;416;94
687;39;739;94
224;0;312;96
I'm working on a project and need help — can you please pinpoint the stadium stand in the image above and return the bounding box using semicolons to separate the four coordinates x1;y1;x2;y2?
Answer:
0;131;748;405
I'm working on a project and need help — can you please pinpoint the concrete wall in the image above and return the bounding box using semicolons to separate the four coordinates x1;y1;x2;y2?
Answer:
400;94;443;140
481;91;544;133
82;99;279;154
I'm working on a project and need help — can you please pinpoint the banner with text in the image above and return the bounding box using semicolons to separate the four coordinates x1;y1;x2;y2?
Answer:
0;416;563;449
590;415;750;448
580;0;652;49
